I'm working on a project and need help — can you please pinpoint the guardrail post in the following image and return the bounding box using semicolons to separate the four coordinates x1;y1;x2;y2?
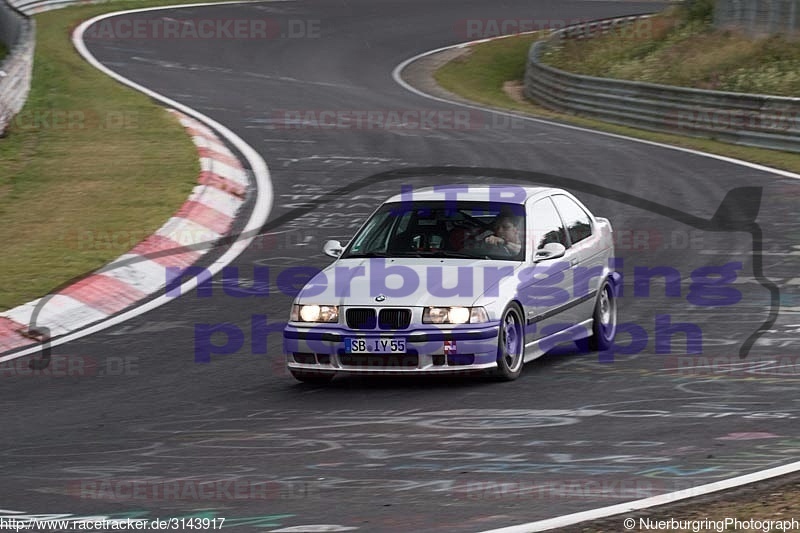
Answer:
768;0;777;32
716;0;800;35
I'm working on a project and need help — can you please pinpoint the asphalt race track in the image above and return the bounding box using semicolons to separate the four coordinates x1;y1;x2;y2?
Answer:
2;0;800;531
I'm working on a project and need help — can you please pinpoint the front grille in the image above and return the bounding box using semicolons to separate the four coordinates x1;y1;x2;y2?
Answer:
378;309;411;330
346;308;377;330
339;353;419;368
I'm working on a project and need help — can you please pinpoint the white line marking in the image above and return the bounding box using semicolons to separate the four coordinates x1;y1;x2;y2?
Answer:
390;36;800;181
0;1;273;363
478;461;800;532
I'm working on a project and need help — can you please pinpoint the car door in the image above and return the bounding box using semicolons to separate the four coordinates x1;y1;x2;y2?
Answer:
519;197;575;344
551;194;604;326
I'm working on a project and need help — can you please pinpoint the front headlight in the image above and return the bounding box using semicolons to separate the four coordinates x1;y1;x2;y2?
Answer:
423;306;489;324
291;304;339;323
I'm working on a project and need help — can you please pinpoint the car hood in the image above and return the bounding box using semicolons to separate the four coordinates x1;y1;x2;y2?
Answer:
296;257;525;307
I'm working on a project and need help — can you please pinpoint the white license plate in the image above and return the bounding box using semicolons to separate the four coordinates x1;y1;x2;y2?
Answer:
345;338;407;354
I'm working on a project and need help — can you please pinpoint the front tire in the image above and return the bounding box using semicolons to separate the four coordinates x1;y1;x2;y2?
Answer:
588;279;617;351
289;369;336;384
493;304;525;381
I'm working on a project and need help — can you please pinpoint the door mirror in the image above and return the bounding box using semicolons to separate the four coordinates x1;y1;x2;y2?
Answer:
323;240;343;258
534;242;566;262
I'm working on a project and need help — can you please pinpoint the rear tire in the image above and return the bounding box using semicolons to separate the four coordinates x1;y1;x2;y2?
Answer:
289;369;336;384
493;304;525;381
588;279;617;351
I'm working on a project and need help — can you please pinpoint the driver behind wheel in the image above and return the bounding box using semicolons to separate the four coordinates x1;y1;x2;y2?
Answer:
483;214;522;254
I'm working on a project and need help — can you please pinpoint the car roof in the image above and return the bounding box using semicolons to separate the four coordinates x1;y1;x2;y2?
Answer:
383;185;558;204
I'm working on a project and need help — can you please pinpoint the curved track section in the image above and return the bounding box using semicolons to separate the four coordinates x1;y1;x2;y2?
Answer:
1;1;799;531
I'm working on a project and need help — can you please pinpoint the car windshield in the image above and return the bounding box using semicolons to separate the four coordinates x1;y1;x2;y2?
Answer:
342;201;526;260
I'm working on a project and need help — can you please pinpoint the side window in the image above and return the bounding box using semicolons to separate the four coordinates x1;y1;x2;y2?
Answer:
530;198;568;250
552;195;592;245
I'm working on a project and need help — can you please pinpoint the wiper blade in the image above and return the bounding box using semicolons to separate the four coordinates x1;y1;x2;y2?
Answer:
343;252;389;258
344;251;479;259
418;251;477;259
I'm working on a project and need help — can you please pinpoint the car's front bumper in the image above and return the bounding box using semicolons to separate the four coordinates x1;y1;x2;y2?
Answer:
283;323;501;373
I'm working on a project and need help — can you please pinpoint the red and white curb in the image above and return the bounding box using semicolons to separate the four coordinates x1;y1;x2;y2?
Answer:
0;110;247;353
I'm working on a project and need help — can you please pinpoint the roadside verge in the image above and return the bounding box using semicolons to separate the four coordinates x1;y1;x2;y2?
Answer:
0;111;249;353
0;2;273;360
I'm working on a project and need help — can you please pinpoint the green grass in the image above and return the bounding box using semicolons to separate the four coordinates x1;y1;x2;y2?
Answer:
434;33;800;175
0;0;218;310
0;41;6;61
435;34;540;111
542;2;800;96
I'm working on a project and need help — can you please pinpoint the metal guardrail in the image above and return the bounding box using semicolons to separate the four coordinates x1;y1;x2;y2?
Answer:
524;14;800;153
10;0;111;15
0;0;34;135
0;0;117;134
714;0;800;37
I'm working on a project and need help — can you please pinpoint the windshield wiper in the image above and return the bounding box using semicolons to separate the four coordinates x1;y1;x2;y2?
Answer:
342;252;390;258
416;251;477;259
344;251;479;259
